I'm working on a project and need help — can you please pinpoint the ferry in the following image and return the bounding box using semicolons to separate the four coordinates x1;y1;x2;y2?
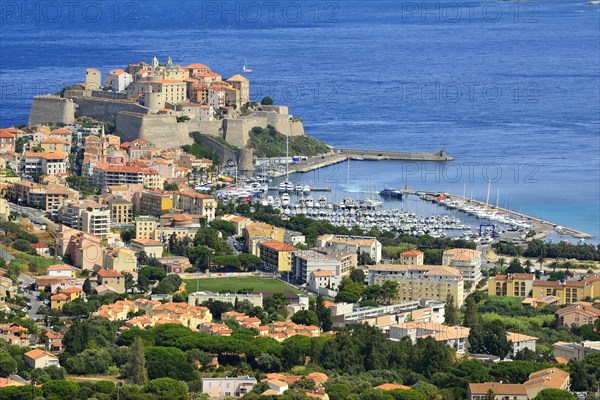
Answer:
379;186;404;199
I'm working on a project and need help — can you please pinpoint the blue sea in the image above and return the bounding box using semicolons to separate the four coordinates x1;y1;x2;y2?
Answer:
0;0;599;239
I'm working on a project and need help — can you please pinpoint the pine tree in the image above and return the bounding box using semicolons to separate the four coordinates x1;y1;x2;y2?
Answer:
444;294;459;325
463;297;480;328
122;338;148;385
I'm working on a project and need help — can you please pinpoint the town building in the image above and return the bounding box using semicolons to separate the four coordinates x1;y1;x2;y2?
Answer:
399;250;424;265
60;200;111;237
24;349;60;369
47;264;78;278
488;273;536;298
189;291;263;308
442;248;482;283
139;190;173;216
130;238;164;259
8;181;78;218
554;301;600;327
316;234;382;263
135;215;158;239
368;264;464;307
172;190;217;221
553;340;600;362
99;195;133;227
259;240;298;273
19;151;68;176
468;368;570;400
201;376;257;398
532;275;600;305
96;268;126;294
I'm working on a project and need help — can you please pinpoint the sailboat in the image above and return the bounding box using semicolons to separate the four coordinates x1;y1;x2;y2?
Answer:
278;132;294;192
243;59;253;73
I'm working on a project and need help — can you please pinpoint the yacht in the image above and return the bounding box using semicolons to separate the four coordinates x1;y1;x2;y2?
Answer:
281;193;291;206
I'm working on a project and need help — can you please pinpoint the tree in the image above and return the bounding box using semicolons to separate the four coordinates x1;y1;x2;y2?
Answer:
42;380;80;400
144;377;189;400
82;278;92;295
444;294;459;325
238;253;261;271
122;337;148;385
292;310;319;327
120;228;135;244
468;320;512;358
0;350;16;377
11;239;36;255
144;346;198;381
463;297;480;328
315;295;332;332
506;258;525;274
532;389;575;400
335;291;360;303
359;252;374;265
327;384;351;400
349;269;365;284
261;96;274;105
163;182;180;191
380;280;399;304
496;257;507;269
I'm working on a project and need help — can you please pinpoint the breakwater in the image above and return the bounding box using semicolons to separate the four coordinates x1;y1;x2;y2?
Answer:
270;148;453;177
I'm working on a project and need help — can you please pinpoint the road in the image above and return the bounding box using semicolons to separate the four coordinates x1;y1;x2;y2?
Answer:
8;203;59;230
18;273;44;320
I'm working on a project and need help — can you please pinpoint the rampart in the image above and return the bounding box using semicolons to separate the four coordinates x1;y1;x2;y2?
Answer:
28;96;76;126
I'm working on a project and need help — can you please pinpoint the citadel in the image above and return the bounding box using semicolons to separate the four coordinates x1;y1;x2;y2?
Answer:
28;56;306;168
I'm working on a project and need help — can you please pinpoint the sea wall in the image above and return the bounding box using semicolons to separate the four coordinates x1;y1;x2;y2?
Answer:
28;96;76;125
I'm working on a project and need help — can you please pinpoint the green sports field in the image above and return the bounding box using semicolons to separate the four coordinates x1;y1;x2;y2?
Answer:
183;277;303;294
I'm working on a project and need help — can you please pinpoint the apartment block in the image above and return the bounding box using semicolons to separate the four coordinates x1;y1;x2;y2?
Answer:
368;264;464;307
316;234;382;263
488;273;536;298
442;248;482;283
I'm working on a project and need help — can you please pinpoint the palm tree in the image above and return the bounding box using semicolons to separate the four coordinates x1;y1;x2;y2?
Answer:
536;255;545;270
496;257;507;270
524;259;533;272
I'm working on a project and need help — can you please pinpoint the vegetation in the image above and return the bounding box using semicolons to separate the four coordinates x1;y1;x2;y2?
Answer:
184;277;301;294
249;125;330;158
181;131;219;162
493;239;600;261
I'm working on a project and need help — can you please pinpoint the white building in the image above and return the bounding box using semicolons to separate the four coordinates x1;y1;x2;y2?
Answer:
189;291;263;308
316;234;382;263
20;151;68;176
292;250;341;283
60;200;111;237
106;69;133;92
201;376;257;398
208;86;226;108
442;248;482;283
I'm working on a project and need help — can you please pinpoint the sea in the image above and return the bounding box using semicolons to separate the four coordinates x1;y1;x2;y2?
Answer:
0;0;599;240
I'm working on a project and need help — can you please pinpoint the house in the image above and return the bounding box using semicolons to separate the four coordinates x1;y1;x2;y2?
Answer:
521;296;560;308
316;234;382;263
507;332;538;358
399;250;424;265
555;302;600;327
468;368;570;400
96;269;126;294
24;349;60;369
50;293;69;310
130;238;164;259
47;264;78;278
0;323;31;347
201;376;257;398
553;340;600;362
45;331;64;352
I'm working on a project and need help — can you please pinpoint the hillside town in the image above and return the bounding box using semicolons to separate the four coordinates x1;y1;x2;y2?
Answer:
0;62;598;400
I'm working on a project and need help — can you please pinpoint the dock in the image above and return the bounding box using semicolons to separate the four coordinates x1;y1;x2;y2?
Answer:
406;189;594;240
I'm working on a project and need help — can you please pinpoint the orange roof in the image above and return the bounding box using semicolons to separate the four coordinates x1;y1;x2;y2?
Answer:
51;127;71;134
443;248;480;261
24;151;68;159
185;63;210;69
375;383;411;391
469;383;527;396
0;131;15;139
47;264;76;271
401;250;423;257
25;349;58;360
259;239;298;252
97;268;123;278
50;293;68;301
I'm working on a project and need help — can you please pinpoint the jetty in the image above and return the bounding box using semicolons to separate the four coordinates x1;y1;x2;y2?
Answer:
270;148;452;177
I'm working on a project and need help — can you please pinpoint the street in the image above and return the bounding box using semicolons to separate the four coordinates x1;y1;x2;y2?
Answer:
8;203;59;230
